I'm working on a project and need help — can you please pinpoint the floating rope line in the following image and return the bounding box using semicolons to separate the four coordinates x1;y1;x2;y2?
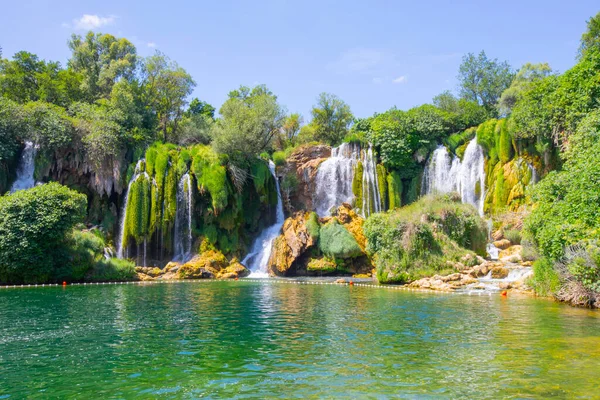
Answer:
0;278;491;296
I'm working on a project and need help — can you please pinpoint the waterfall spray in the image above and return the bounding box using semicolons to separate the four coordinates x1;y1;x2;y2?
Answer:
10;141;37;193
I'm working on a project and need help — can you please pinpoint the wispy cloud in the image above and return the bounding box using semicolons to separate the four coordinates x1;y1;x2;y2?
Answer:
392;75;407;84
328;48;388;75
66;14;116;30
147;42;157;48
372;77;383;85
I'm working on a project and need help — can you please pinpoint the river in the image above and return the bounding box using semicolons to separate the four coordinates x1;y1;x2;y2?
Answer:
1;281;599;398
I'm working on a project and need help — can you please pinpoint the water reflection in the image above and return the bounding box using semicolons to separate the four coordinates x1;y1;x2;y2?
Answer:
0;282;599;398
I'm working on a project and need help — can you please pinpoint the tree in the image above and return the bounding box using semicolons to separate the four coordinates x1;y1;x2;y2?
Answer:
0;51;45;103
458;51;514;115
68;32;137;101
497;63;552;116
142;52;195;142
310;93;353;145
187;98;215;120
580;12;600;58
0;183;87;284
282;113;303;145
212;84;284;159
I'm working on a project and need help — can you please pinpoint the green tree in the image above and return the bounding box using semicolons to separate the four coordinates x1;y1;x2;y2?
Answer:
212;84;284;159
282;113;303;145
142;52;195;142
187;98;215;120
68;32;137;101
580;11;600;58
498;63;552;116
458;51;514;115
0;51;46;103
0;183;87;284
310;93;353;145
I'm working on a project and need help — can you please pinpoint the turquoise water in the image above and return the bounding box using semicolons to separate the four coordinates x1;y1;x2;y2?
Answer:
1;280;600;398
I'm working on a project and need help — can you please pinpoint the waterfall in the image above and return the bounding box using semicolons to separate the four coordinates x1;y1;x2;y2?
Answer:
361;144;382;217
116;160;147;261
422;139;485;216
10;141;37;193
313;142;381;218
242;161;285;277
527;162;538;185
173;173;193;262
313;143;359;217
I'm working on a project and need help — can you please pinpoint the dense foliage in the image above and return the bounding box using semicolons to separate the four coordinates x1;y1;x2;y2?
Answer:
0;183;86;283
364;194;487;283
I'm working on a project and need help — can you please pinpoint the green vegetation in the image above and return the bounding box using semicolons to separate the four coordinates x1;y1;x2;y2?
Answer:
318;220;363;259
364;195;487;283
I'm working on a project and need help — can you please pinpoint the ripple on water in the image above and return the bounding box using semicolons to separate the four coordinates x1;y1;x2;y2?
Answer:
0;280;599;398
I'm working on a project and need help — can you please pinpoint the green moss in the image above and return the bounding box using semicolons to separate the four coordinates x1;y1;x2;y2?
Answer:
352;161;363;210
191;145;229;212
306;212;321;240
497;119;514;163
376;164;388;211
202;224;218;245
387;171;403;209
306;257;337;274
493;165;508;209
318;220;363;259
145;147;158;176
123;173;151;247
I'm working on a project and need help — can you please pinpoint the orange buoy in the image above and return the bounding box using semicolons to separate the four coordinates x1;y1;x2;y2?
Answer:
62;281;67;286
501;290;507;297
235;277;238;281
349;281;354;286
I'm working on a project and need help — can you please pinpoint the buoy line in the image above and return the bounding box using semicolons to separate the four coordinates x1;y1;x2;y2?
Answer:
0;277;458;296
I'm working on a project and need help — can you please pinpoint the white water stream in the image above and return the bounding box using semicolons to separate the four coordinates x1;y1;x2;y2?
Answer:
10;141;37;193
243;161;285;278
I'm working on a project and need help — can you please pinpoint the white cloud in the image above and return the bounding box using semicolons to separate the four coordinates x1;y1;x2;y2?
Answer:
71;14;116;30
147;42;156;48
392;75;407;84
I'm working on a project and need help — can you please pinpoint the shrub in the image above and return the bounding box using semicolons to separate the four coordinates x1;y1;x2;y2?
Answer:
272;151;286;166
364;194;487;283
87;258;136;282
318;220;362;259
0;183;87;284
61;230;105;281
504;229;522;245
529;258;561;297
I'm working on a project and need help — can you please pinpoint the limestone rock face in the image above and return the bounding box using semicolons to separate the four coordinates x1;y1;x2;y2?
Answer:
267;211;316;276
499;245;523;262
278;145;331;212
267;203;373;277
178;251;250;279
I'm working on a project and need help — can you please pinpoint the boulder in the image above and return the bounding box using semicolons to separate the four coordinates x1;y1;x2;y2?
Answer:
490;266;509;279
499;245;523;262
267;211;316;276
493;239;512;250
178;250;228;279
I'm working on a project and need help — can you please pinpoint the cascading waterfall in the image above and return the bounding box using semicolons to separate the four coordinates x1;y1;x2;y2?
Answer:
173;173;193;262
314;143;359;217
242;161;285;277
421;139;485;216
116;160;147;261
10;141;37;193
361;144;382;217
313;142;381;218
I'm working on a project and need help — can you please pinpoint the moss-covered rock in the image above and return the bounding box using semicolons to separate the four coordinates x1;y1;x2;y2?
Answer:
318;220;363;259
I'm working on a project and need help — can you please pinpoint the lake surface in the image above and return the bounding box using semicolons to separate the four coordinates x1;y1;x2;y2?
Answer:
1;280;599;399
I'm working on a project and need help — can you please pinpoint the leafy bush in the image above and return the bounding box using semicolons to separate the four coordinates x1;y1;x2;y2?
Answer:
272;151;286;166
364;194;487;283
0;183;87;284
504;229;522;245
529;258;561;297
318;220;362;259
87;258;136;282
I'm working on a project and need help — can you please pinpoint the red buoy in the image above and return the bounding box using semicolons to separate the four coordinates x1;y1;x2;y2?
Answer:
501;290;507;297
349;281;354;286
62;281;67;286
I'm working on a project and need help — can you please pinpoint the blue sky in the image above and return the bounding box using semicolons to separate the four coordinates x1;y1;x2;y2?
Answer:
1;0;599;119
